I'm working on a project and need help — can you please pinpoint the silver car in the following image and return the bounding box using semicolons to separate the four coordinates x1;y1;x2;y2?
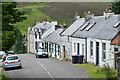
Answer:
35;48;48;58
3;55;22;70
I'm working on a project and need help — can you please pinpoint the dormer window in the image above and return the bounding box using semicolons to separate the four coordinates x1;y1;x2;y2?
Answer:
80;22;90;31
86;22;96;31
113;21;120;28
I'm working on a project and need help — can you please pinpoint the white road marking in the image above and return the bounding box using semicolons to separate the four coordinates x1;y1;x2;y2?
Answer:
44;68;47;71
37;60;55;80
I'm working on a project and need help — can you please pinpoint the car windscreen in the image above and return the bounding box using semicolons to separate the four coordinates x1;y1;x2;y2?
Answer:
38;49;45;52
7;56;18;60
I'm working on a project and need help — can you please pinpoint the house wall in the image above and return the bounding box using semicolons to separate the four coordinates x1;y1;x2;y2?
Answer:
71;37;86;61
87;38;115;68
27;27;35;53
61;36;72;60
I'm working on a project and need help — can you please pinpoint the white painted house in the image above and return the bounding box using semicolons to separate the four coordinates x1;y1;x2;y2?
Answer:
71;11;120;68
42;29;63;59
27;21;57;53
60;14;85;60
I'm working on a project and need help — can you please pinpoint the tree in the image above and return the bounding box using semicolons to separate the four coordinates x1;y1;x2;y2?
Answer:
111;1;120;14
2;2;26;51
13;27;27;54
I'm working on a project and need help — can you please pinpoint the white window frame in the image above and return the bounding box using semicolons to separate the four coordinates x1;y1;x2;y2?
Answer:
90;41;93;56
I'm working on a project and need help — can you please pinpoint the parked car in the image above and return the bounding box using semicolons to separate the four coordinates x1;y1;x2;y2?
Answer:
2;55;22;71
7;51;15;54
35;48;48;58
0;51;7;59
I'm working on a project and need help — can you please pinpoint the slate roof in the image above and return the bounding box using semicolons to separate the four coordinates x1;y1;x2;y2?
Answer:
34;23;52;29
72;15;120;40
60;18;85;36
42;29;63;45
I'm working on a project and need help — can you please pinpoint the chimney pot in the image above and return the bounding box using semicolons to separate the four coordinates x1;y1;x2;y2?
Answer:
106;8;109;12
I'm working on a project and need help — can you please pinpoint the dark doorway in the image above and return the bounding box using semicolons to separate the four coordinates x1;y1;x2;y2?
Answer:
77;43;80;55
63;46;66;58
96;42;99;65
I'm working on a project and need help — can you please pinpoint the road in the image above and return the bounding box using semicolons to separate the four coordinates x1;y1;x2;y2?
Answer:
3;54;89;79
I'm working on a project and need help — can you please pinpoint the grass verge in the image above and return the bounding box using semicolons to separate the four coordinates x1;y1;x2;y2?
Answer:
0;68;7;80
76;64;106;78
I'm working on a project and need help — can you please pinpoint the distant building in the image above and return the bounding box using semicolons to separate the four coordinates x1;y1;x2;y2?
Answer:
27;21;57;53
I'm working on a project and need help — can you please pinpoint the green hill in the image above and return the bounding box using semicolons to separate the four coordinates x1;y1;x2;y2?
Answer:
16;2;110;35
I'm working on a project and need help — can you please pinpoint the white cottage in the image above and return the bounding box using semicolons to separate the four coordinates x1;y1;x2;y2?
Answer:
27;21;57;53
71;12;120;68
42;29;63;59
60;15;85;60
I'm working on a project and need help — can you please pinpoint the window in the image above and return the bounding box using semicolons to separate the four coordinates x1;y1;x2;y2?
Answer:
35;42;37;50
39;32;41;39
82;44;84;55
102;43;106;59
7;56;18;60
114;46;118;52
90;41;93;56
74;43;76;53
35;32;37;38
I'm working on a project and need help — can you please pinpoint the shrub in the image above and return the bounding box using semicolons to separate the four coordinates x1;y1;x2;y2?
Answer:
102;65;118;80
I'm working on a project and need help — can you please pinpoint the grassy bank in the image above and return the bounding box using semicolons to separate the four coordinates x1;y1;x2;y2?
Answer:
76;64;106;78
76;64;118;79
16;3;53;35
0;68;7;80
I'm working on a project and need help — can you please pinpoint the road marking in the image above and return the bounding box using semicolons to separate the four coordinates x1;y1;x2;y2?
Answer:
37;60;55;80
44;68;47;71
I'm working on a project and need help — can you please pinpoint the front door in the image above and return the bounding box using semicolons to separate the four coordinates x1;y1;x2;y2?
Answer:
96;42;99;65
77;43;80;55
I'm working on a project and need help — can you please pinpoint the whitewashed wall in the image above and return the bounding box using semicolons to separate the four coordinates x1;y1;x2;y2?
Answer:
71;37;86;60
87;38;115;68
61;36;72;60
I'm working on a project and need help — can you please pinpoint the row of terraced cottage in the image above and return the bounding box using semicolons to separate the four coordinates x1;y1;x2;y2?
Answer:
27;9;120;69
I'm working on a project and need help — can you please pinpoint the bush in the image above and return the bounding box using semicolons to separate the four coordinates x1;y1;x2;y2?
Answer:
101;65;118;80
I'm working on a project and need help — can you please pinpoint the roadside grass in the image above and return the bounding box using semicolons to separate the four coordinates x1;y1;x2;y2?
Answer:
16;3;53;35
0;68;7;80
76;64;106;78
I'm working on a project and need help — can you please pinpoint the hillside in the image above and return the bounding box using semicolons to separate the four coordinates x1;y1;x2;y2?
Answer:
16;2;110;35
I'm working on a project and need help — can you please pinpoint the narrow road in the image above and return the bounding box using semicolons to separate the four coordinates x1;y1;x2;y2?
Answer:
4;54;89;79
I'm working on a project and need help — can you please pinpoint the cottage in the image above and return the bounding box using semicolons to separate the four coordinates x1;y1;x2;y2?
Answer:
27;21;57;53
71;11;120;68
60;14;85;60
42;29;63;59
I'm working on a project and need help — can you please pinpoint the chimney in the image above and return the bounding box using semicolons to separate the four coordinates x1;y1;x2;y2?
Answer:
104;8;114;19
36;21;39;25
51;21;57;25
84;11;94;21
74;13;80;20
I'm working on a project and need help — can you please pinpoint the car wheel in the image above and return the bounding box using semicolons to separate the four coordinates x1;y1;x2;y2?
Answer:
19;66;22;69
